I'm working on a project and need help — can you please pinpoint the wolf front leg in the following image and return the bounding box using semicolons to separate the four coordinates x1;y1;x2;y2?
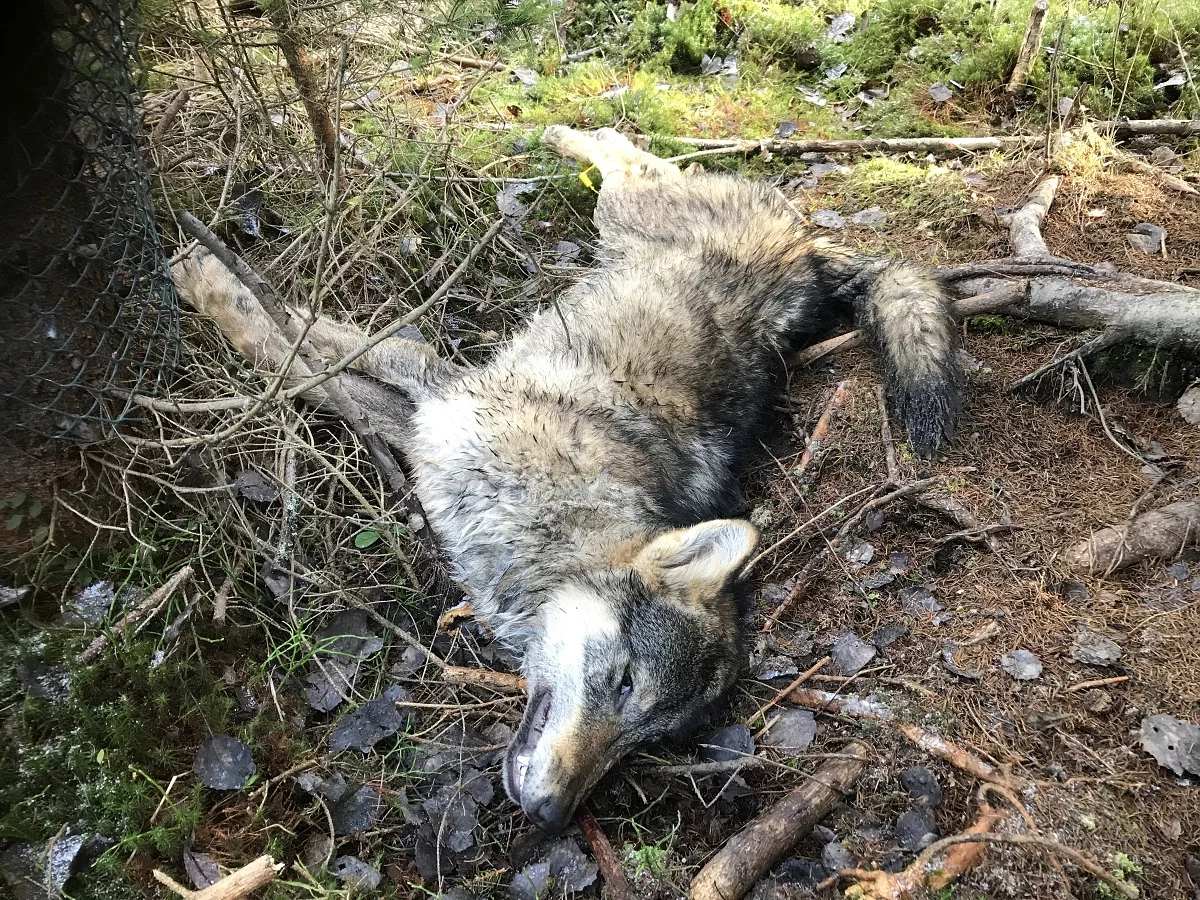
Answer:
172;249;457;401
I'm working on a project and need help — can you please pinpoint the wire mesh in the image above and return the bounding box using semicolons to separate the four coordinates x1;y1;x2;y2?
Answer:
0;0;178;443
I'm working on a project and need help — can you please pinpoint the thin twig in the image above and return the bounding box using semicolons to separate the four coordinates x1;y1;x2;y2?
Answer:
77;566;194;665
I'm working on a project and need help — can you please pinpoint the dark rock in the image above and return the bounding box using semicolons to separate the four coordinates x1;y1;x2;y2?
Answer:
699;724;755;763
821;841;854;872
901;766;942;807
329;685;413;753
761;708;817;753
831;632;876;676
331;785;381;835
193;735;256;790
896;807;938;851
871;624;908;649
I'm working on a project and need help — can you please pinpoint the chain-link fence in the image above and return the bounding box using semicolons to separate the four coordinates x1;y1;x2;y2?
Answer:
0;0;178;443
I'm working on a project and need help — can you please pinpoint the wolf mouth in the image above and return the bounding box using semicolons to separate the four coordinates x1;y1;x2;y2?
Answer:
507;684;553;803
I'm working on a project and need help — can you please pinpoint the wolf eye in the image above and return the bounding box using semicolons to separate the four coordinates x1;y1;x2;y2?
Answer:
616;668;634;711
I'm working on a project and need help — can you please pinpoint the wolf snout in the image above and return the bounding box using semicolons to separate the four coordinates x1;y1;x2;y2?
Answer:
524;794;572;833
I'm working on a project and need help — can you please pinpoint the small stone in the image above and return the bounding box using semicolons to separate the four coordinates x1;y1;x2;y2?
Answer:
1178;386;1200;426
330;856;382;892
1044;762;1068;781
879;849;904;873
1059;580;1090;605
1127;222;1166;254
331;785;381;835
699;724;755;763
871;624;908;649
1071;630;1122;667
762;708;818;753
928;82;953;102
192;735;256;790
901;766;942;807
300;835;333;873
755;654;799;681
851;206;887;227
812;209;846;229
831;632;876;676
234;470;279;503
1139;714;1200;776
1000;649;1043;681
822;841;854;872
900;586;941;615
896;807;938;851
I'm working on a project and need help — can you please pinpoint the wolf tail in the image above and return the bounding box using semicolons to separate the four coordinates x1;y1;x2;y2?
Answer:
810;245;961;458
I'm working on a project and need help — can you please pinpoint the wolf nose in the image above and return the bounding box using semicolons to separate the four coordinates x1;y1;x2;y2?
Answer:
529;796;570;833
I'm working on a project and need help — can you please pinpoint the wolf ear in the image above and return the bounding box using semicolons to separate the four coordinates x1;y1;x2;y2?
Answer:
634;519;758;595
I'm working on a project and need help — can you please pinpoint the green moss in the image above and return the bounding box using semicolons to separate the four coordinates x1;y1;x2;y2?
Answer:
840;156;974;228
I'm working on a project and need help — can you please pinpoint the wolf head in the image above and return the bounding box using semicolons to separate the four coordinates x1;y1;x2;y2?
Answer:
503;519;756;832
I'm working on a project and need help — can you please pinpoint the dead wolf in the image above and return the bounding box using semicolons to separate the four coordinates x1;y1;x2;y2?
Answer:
172;126;961;833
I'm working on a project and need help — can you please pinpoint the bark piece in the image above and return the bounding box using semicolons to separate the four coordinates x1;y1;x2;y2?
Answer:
1007;0;1049;93
689;741;871;900
1061;498;1200;574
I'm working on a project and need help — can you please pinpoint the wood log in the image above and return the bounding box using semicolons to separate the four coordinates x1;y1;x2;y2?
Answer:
1061;498;1200;574
689;741;871;900
1007;0;1049;93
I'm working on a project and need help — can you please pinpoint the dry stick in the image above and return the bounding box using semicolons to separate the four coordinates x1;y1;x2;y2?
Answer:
1007;0;1049;92
787;689;1028;792
792;284;1026;368
1065;675;1130;694
1117;151;1199;196
875;386;899;484
280;217;505;399
689;741;872;900
743;485;876;578
672;135;1045;158
576;808;633;900
150;88;190;144
916;492;1004;552
845;805;1005;900
77;566;194;665
442;665;526;693
751;656;831;725
795;380;850;479
345;597;524;694
153;855;281;900
268;0;336;172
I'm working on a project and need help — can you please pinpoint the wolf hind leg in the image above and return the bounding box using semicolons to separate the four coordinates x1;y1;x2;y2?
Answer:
542;125;681;185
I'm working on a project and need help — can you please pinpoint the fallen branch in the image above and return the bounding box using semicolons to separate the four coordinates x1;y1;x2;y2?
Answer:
689;741;871;900
792;284;1026;368
1007;0;1048;93
672;135;1045;158
77;566;194;665
794;380;850;479
176;212;449;593
917;491;1004;552
855;832;1139;899
787;687;894;720
1060;498;1200;574
998;174;1058;257
895;723;1025;791
153;855;280;900
845;805;1005;899
576;808;633;900
1065;675;1130;694
787;691;1029;791
751;656;831;725
150;88;190;144
442;665;527;693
